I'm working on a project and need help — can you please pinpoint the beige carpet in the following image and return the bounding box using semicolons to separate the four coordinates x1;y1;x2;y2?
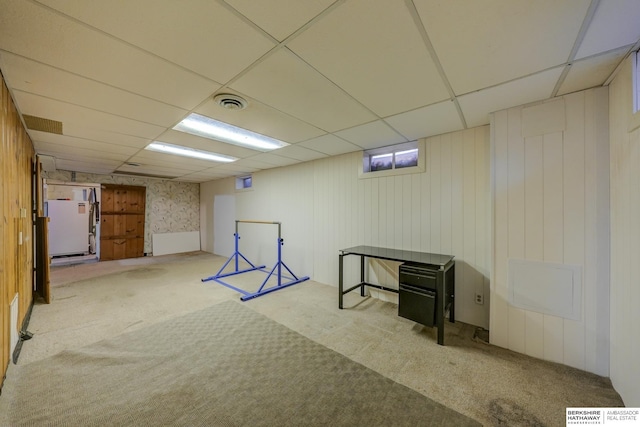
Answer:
0;252;625;426
2;300;479;426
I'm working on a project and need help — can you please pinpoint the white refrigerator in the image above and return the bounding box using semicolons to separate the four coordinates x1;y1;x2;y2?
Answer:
47;200;90;257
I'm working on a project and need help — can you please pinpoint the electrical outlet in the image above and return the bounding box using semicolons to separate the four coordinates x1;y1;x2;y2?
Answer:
475;292;484;305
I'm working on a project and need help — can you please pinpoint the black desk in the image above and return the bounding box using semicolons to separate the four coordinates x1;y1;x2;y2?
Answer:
338;245;455;345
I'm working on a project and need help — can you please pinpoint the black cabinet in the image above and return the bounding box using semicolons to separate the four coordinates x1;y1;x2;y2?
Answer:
399;283;436;327
398;262;454;334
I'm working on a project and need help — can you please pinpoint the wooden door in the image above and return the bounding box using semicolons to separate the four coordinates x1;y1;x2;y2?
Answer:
100;185;145;261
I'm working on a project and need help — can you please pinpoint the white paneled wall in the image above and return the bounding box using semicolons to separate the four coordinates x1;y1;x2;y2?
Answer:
490;88;610;376
201;127;491;328
608;55;640;406
313;128;490;327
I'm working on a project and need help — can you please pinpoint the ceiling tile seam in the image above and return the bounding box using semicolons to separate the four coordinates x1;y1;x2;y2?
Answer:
34;140;137;161
215;0;346;92
29;0;229;87
238;152;303;167
604;39;640;86
219;0;345;45
333;116;411;144
279;145;331;160
283;48;406;137
295;132;357;151
455;63;568;99
9;88;171;136
216;0;281;45
33;132;150;150
0;49;200;113
551;0;600;97
575;44;636;64
550;65;573;99
33;115;155;173
452;98;468;129
171;2;348;140
566;0;602;63
403;0;465;128
186;85;330;141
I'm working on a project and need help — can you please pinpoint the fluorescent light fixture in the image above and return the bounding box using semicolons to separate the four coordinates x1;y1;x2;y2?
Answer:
145;142;237;163
173;113;289;151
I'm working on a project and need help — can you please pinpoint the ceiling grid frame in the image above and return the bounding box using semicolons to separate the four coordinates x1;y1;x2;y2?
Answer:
0;0;638;181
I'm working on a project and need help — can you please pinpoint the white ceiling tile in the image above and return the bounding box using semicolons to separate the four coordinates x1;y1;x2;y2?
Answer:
196;93;325;143
458;67;564;128
275;144;328;162
38;0;276;84
575;0;640;59
335;120;407;150
211;165;259;174
61;124;151;149
288;0;450;117
229;158;281;170
114;164;194;177
210;162;263;174
230;48;376;132
0;0;220;109
415;0;589;95
33;142;132;162
179;170;232;181
53;159;119;175
13;91;165;139
30;131;140;156
0;53;188;127
225;0;335;41
296;134;361;156
125;151;220;171
249;153;301;167
557;48;629;96
113;165;189;179
385;100;463;140
177;175;229;183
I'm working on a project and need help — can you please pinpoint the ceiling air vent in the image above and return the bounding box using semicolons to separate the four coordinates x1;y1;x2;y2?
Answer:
213;94;248;111
22;115;63;135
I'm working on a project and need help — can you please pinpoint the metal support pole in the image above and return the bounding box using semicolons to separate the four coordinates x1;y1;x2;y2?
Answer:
338;253;344;309
234;232;239;271
277;238;283;287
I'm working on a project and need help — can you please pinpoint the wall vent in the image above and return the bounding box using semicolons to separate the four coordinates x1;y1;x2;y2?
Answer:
22;115;63;134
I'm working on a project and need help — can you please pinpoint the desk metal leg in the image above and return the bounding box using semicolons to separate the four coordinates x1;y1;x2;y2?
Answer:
436;269;445;345
449;264;455;323
339;253;344;309
360;255;365;297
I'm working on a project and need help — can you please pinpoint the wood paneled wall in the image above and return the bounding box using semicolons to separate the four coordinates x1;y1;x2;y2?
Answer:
491;88;610;376
608;55;640;406
0;73;36;386
201;126;491;328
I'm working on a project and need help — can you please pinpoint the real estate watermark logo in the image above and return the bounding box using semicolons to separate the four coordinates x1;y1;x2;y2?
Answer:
566;408;639;425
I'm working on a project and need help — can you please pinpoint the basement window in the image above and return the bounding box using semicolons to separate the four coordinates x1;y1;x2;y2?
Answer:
359;141;425;179
235;175;252;191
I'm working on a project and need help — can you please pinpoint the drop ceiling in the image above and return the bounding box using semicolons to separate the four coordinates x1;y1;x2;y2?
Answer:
1;0;639;183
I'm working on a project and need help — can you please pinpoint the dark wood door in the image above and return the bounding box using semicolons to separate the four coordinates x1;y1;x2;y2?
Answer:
100;185;145;261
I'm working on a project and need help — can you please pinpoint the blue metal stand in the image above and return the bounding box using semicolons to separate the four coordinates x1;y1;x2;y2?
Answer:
202;220;309;301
